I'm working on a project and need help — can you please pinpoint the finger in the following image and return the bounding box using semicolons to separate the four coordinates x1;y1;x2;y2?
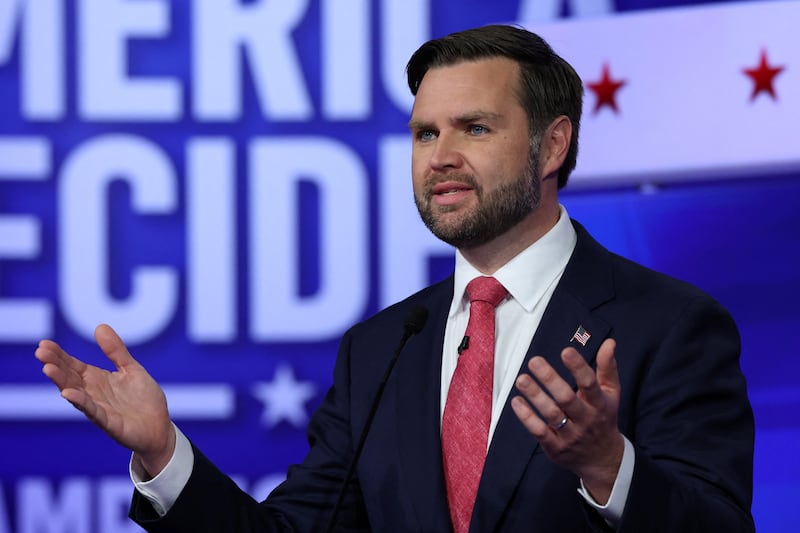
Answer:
34;339;62;361
561;347;605;408
560;348;595;388
36;342;88;389
36;340;82;371
563;340;621;410
60;387;108;428
516;364;572;428
595;338;620;394
36;339;114;430
511;394;555;440
40;358;98;405
526;356;583;421
94;324;138;371
40;360;73;391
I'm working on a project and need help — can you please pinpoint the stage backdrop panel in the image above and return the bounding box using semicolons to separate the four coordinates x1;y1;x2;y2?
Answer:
1;1;797;531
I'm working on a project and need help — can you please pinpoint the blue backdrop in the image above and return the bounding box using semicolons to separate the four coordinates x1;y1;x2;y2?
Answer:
1;1;797;531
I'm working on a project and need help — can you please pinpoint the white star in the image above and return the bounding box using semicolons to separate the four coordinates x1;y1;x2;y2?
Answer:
252;364;317;429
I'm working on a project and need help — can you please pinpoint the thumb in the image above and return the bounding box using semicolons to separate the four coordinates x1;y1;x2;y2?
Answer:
596;338;620;394
94;324;137;371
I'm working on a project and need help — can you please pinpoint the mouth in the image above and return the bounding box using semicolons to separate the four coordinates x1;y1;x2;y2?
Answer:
428;180;477;207
431;181;473;196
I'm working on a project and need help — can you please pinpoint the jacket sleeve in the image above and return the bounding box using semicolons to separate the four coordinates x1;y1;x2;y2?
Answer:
616;296;755;532
129;328;369;532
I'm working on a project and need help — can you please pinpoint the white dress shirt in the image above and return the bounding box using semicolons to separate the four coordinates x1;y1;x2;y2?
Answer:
132;205;634;524
440;206;632;523
441;204;576;441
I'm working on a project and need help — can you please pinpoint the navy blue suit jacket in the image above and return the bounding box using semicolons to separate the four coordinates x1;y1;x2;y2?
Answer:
131;221;754;532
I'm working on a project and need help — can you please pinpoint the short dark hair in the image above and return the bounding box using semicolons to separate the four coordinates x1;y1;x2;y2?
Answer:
406;25;583;189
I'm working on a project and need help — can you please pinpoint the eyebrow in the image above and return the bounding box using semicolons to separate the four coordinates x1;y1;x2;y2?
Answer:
453;111;503;125
408;111;503;131
407;119;431;131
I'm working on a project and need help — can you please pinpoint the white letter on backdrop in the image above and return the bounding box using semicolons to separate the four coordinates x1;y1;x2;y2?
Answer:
380;0;430;114
249;137;367;341
186;138;237;342
0;0;65;119
79;0;180;120
59;135;178;344
17;478;90;533
193;0;312;121
321;0;370;120
0;138;52;341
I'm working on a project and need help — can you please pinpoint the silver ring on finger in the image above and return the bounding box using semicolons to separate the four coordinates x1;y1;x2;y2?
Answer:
554;416;568;430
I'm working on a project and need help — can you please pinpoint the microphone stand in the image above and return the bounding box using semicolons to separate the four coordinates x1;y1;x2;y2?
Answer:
323;306;428;533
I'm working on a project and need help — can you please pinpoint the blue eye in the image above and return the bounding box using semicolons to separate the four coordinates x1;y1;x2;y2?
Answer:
417;130;436;142
469;125;488;135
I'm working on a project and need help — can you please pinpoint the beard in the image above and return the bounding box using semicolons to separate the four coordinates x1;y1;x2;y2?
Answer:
414;141;541;250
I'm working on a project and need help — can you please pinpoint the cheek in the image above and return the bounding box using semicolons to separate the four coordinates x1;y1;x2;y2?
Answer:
498;145;531;177
410;155;427;189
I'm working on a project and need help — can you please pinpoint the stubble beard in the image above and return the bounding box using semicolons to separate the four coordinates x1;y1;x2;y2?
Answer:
414;142;542;250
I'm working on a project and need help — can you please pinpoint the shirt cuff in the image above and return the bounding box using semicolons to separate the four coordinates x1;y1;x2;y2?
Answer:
577;436;634;526
129;423;194;517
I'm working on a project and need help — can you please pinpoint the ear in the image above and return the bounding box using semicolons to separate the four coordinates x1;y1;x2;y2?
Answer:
538;116;572;181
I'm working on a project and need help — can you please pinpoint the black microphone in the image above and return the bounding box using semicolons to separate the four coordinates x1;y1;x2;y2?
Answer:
457;335;470;355
323;305;429;532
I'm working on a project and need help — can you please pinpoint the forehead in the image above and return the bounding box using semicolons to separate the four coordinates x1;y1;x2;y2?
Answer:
411;57;523;119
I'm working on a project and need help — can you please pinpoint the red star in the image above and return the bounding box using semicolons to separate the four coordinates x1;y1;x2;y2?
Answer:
743;49;785;101
586;63;626;114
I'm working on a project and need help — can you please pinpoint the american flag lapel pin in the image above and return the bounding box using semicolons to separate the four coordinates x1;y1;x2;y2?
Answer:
570;325;591;346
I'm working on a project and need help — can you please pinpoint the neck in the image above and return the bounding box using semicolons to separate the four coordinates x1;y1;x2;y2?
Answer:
459;200;561;275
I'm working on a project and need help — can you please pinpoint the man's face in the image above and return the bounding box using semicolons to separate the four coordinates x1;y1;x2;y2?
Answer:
409;57;540;250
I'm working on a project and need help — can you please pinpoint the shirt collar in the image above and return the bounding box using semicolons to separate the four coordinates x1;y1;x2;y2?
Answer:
450;205;577;316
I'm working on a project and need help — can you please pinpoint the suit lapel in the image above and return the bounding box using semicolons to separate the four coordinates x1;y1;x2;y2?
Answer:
394;279;454;531
471;221;615;532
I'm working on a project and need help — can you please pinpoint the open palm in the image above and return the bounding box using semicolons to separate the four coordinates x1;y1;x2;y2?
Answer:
35;324;174;473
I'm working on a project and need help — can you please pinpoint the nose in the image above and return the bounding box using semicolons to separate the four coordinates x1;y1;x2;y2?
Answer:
428;132;463;171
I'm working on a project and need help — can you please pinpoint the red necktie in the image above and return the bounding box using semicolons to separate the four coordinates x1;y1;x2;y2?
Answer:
442;276;508;533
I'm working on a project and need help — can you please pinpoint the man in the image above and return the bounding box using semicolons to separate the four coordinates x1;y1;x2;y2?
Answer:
35;25;754;532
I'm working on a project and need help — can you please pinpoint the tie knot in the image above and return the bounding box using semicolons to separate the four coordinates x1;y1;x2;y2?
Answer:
466;276;508;308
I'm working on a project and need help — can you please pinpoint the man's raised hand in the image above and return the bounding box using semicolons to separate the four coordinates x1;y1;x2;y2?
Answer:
35;324;175;477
